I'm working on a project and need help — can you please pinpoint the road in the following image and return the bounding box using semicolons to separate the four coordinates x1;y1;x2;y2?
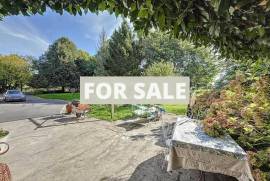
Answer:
0;95;66;122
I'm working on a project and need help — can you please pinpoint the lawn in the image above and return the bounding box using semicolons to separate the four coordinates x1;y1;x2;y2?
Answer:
90;105;134;121
36;93;80;101
36;93;187;120
162;104;187;115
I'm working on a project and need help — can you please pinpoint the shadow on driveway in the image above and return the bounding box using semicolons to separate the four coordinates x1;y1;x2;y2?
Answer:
28;115;100;130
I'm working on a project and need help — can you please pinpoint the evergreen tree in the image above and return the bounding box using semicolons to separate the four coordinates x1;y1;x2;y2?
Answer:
103;21;143;76
94;29;109;76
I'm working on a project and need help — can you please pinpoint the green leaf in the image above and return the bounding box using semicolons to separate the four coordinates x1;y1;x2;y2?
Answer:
138;8;148;18
146;0;152;8
173;23;180;38
158;11;165;29
67;4;73;14
211;0;221;12
214;25;220;37
200;8;209;20
107;1;115;9
218;0;230;13
131;3;137;12
258;27;265;37
98;1;106;11
122;0;128;8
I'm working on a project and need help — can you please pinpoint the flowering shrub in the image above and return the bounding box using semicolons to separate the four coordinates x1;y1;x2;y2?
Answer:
191;74;270;180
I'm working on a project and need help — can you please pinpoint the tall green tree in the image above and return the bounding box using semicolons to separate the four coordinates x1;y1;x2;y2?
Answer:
0;54;31;91
35;37;79;91
142;32;218;89
94;29;109;76
103;21;143;76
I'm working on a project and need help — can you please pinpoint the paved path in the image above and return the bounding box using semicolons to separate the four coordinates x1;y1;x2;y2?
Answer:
0;114;235;181
0;95;66;122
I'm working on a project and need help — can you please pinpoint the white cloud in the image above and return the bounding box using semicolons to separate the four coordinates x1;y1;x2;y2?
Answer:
78;11;122;38
0;11;123;57
0;17;49;57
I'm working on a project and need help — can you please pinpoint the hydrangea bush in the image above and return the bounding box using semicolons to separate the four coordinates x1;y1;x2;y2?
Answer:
190;74;270;181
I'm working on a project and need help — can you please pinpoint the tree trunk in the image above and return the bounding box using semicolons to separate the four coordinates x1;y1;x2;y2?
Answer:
62;86;65;93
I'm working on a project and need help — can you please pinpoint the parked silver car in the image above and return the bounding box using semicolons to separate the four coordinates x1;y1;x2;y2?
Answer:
3;90;26;102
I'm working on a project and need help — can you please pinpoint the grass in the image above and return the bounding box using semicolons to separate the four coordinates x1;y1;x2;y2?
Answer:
162;104;187;115
36;93;187;121
89;105;134;121
36;93;79;101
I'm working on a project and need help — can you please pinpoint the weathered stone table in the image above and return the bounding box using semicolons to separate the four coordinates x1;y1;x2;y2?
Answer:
167;117;254;181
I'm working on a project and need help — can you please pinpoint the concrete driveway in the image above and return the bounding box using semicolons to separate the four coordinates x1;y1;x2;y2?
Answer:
0;114;235;181
0;95;66;123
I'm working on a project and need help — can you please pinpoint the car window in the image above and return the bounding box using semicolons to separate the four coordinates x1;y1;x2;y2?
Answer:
7;90;21;94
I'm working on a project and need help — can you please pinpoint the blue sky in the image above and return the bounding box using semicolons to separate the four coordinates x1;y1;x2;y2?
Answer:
0;10;122;57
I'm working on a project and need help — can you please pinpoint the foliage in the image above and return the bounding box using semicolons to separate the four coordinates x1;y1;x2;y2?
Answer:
191;74;270;180
1;1;270;60
30;37;94;90
28;74;49;89
215;58;270;89
189;90;220;120
75;50;96;76
52;62;80;89
0;54;31;91
45;37;78;66
102;20;143;76
142;32;219;89
144;61;175;76
94;29;109;76
0;128;9;139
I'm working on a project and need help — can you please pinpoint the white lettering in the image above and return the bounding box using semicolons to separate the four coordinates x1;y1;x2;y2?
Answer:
134;83;145;99
114;83;127;99
96;83;111;100
85;83;95;99
146;83;162;99
176;83;186;99
163;83;174;99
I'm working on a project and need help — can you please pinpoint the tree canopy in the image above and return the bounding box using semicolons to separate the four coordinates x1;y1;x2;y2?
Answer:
143;32;219;89
101;20;143;76
31;37;95;91
0;54;31;91
1;0;270;60
144;61;175;76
